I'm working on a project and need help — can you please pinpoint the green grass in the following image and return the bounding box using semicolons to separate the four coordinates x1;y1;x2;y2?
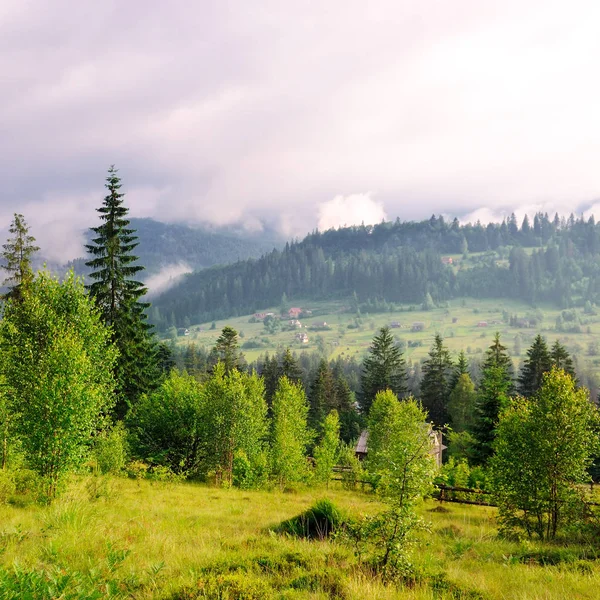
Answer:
167;296;600;375
1;477;600;598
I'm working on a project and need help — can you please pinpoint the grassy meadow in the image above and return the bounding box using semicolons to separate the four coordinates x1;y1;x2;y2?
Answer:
168;295;600;374
1;476;600;599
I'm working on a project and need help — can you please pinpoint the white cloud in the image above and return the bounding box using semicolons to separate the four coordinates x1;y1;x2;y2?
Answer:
318;193;387;230
144;263;192;297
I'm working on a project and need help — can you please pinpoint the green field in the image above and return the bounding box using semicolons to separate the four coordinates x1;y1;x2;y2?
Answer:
165;296;600;378
2;476;600;598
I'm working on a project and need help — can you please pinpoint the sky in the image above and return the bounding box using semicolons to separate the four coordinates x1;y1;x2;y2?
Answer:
2;0;600;261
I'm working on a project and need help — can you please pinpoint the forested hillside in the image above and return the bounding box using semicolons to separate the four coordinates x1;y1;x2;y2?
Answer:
64;217;281;279
151;212;600;328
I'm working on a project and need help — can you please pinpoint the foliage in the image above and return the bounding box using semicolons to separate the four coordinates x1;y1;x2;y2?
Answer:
0;271;116;499
85;166;160;418
471;334;514;466
313;410;340;486
276;498;345;539
201;364;268;486
491;368;600;540
360;326;407;415
447;373;477;432
337;443;364;490
126;370;204;477
517;334;552;398
91;422;129;475
213;326;243;373
1;213;39;301
420;334;454;426
270;377;312;490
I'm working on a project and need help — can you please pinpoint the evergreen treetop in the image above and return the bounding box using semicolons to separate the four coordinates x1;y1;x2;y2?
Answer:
419;334;453;427
518;334;552;398
1;213;39;300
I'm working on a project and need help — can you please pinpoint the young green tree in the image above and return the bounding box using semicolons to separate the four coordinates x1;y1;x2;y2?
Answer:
85;166;159;418
313;410;340;486
518;334;552;397
357;390;436;580
270;376;312;490
360;326;407;415
202;364;268;486
419;334;453;427
1;213;39;301
126;370;205;476
492;368;600;540
0;271;117;499
447;373;477;432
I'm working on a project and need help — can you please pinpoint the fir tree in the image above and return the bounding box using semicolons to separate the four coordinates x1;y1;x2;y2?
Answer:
471;334;514;465
550;340;576;379
447;373;477;432
360;326;407;415
281;348;303;385
518;334;552;397
214;326;243;373
85;166;159;419
420;334;453;427
308;359;336;433
450;350;469;392
1;213;39;301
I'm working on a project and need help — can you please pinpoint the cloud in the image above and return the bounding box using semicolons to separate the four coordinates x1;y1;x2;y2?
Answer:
144;263;192;297
0;0;599;254
318;193;387;230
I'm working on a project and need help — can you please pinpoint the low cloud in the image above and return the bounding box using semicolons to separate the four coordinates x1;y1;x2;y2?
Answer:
318;193;387;230
144;263;192;297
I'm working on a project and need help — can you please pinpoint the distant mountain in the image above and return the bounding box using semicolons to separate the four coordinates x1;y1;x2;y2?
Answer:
62;218;282;283
149;213;600;329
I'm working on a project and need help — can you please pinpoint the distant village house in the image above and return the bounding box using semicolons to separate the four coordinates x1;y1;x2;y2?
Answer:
412;322;426;332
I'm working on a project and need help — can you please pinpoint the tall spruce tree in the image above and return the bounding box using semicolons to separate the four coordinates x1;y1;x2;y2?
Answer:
1;213;39;301
518;334;552;398
550;340;575;379
420;334;453;427
308;359;336;433
85;166;159;419
450;350;469;392
471;333;514;465
360;326;407;415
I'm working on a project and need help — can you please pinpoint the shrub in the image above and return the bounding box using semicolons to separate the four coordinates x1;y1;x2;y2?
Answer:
276;499;345;540
92;423;128;475
0;470;16;504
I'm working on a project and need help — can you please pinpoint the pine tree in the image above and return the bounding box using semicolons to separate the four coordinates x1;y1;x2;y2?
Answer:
450;350;469;392
85;166;159;419
360;326;407;415
420;334;453;426
471;334;514;465
281;348;303;385
214;326;243;373
518;334;552;397
550;340;575;379
1;213;39;301
308;359;336;433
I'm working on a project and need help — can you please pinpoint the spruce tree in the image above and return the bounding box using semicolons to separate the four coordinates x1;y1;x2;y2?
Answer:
518;334;552;397
214;326;243;373
450;350;469;392
360;326;407;415
1;213;39;301
281;348;303;385
420;334;453;427
85;166;159;419
308;359;336;433
550;340;575;379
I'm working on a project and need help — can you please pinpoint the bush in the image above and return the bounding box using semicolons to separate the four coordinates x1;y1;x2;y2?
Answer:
276;499;345;540
0;470;16;504
92;423;128;475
